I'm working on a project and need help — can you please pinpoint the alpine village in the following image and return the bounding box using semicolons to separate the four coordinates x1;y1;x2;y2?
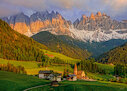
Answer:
0;0;127;91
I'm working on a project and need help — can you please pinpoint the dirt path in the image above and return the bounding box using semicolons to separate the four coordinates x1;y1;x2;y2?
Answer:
23;84;50;91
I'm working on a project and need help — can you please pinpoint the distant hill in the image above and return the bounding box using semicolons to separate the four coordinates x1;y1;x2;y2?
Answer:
0;19;48;61
32;31;90;60
98;43;127;64
59;37;127;57
41;33;127;57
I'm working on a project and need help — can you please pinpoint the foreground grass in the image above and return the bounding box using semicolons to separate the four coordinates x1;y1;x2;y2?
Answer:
0;71;50;91
0;71;127;91
30;80;127;91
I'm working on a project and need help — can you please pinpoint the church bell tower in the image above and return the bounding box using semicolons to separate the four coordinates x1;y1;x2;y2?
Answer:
74;64;77;75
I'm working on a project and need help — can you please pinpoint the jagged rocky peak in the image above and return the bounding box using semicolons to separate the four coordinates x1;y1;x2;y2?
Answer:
96;11;102;17
14;12;30;25
0;11;71;36
82;15;87;19
30;11;64;22
90;13;95;20
73;12;127;31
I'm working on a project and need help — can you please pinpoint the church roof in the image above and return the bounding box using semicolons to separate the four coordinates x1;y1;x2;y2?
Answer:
77;71;84;75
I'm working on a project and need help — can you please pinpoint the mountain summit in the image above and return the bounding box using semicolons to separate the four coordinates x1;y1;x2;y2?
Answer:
1;11;127;42
2;11;71;36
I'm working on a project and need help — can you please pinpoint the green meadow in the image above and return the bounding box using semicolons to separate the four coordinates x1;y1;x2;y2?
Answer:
43;50;80;64
95;62;114;75
30;80;127;91
0;58;40;69
0;71;50;91
0;58;73;75
1;71;127;91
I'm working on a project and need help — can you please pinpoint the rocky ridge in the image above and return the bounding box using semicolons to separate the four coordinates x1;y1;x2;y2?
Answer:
1;11;127;42
2;11;71;36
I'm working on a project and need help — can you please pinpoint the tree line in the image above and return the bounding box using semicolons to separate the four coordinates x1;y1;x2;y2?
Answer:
0;63;26;74
41;55;73;67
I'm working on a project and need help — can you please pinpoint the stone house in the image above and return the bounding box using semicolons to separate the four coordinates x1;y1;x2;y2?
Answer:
38;70;62;81
38;70;53;79
67;74;77;81
48;73;62;82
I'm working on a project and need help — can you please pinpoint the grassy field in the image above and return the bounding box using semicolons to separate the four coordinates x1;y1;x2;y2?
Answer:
30;80;127;91
0;58;73;75
87;72;114;81
26;64;73;75
0;58;40;69
95;62;114;75
43;50;80;64
0;71;50;91
1;71;127;91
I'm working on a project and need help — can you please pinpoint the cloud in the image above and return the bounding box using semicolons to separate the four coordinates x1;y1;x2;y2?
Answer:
0;0;127;20
0;2;19;17
101;0;127;16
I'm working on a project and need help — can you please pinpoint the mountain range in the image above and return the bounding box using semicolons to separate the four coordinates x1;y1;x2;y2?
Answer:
0;19;90;60
1;11;127;57
32;31;127;57
1;11;127;42
1;11;71;36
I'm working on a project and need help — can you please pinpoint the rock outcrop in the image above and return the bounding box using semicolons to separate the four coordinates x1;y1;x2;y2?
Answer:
1;11;71;36
73;12;127;31
1;11;127;42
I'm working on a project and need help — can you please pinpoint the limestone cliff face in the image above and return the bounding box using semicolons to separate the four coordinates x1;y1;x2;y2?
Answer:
14;23;29;34
3;13;30;35
1;11;71;36
29;13;70;35
73;12;127;31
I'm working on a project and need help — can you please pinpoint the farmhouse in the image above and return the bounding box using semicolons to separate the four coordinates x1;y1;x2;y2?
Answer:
48;73;62;82
38;70;62;81
67;74;77;81
39;70;53;79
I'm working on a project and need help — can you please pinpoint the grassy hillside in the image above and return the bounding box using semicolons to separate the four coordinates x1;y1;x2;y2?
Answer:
32;31;90;60
0;58;40;69
0;71;50;91
0;58;74;75
0;19;80;64
43;50;80;63
98;43;127;64
95;62;114;75
30;80;127;91
0;19;48;61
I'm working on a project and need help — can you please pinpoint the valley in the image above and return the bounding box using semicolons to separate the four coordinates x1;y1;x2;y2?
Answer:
0;2;127;90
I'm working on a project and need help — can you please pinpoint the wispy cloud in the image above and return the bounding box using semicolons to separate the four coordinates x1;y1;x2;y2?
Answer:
0;0;127;20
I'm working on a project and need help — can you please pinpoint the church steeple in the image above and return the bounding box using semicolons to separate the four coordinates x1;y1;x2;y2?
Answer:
74;64;77;75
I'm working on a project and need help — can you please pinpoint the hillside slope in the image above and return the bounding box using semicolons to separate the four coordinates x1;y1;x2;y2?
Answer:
98;43;127;64
0;19;47;61
60;37;127;57
32;31;90;60
37;33;127;57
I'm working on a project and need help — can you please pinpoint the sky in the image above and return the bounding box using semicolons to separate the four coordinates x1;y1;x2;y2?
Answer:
0;0;127;21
